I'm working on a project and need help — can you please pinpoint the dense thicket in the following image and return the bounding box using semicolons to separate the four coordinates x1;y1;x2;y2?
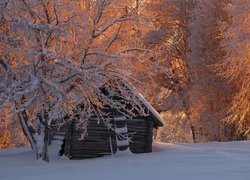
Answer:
140;0;249;142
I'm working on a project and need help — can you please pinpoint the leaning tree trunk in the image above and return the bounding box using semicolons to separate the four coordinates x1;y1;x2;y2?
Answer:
18;111;37;151
19;111;51;162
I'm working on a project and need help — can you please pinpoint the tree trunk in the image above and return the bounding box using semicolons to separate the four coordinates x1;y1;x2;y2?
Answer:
18;111;37;149
42;120;50;162
189;120;196;143
36;112;50;162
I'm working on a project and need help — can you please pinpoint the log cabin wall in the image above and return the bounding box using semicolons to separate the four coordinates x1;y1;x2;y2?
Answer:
66;119;117;159
127;117;154;153
65;116;154;159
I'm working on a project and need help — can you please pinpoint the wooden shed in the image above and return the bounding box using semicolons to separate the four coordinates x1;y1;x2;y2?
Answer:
53;85;164;159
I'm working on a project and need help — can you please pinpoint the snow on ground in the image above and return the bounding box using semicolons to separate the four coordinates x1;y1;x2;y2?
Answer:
0;141;250;180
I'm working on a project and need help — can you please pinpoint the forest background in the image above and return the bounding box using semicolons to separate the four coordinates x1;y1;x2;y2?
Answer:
0;0;249;148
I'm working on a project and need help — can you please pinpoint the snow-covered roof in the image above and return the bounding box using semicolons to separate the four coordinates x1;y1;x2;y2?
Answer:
124;83;164;127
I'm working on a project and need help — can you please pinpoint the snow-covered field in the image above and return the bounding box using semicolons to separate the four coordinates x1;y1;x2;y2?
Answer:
0;141;249;180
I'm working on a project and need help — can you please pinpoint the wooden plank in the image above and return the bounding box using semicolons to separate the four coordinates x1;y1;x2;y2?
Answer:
66;116;155;159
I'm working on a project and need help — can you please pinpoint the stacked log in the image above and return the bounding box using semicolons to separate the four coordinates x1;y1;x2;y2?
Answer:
66;117;154;159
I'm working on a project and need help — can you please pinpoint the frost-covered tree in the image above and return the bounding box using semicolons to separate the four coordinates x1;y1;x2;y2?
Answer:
217;0;250;136
139;0;195;143
0;0;148;161
185;0;239;142
140;0;193;107
149;0;241;142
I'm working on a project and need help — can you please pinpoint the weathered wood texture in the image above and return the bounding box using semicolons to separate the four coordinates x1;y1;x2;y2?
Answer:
65;117;154;159
66;120;117;159
128;117;154;153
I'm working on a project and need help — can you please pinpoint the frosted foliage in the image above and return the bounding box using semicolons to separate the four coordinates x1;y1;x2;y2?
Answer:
182;0;242;142
0;0;148;154
155;111;193;143
219;0;250;134
0;0;147;126
0;113;28;148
